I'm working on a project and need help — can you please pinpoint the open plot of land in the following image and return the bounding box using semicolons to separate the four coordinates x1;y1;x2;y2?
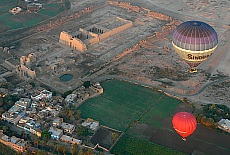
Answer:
90;126;122;150
150;125;230;155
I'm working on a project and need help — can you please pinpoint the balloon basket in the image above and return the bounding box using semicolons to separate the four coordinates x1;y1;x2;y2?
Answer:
182;138;186;141
190;68;197;73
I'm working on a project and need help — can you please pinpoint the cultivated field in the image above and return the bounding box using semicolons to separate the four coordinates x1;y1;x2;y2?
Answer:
0;1;64;32
111;134;186;155
78;80;181;131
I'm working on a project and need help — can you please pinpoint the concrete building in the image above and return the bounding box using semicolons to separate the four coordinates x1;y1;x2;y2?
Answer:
218;119;230;133
82;118;99;131
15;98;31;108
49;127;63;140
65;94;78;104
59;16;133;51
61;122;75;134
31;89;52;100
9;7;22;15
2;105;26;124
0;131;28;152
60;135;82;145
53;118;63;127
27;3;42;12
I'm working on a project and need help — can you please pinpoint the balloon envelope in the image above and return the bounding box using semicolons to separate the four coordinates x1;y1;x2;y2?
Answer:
172;112;197;139
172;21;218;68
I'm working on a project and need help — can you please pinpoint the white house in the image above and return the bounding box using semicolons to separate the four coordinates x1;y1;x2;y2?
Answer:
49;127;63;140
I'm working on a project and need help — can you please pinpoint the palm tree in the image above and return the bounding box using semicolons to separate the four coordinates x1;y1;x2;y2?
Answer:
78;148;84;155
55;144;61;155
70;144;79;155
34;140;39;148
68;109;74;117
53;142;57;154
21;131;25;139
2;126;8;133
84;149;93;155
75;110;81;120
47;141;53;152
26;140;31;152
41;140;45;149
61;145;66;155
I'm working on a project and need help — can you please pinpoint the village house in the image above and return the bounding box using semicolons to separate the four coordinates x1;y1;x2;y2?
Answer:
49;127;63;140
61;122;75;134
2;105;26;124
82;118;100;131
0;131;28;152
60;135;82;145
218;119;230;133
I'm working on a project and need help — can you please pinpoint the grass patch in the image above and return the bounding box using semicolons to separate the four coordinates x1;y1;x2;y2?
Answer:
0;6;13;14
46;3;62;8
3;20;21;29
38;9;62;17
111;134;186;155
0;0;16;6
78;80;181;131
0;13;12;21
23;18;43;27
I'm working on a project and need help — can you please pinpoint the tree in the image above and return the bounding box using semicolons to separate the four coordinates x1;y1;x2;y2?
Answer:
111;132;119;143
68;109;74;117
41;140;46;149
30;82;35;88
47;141;53;152
62;90;73;98
21;131;25;139
36;150;46;155
52;91;57;96
53;142;57;154
84;149;93;155
71;144;78;155
61;145;66;155
76;126;83;135
75;110;81;120
34;140;39;148
78;148;84;155
83;81;91;88
2;126;8;133
55;144;61;155
41;130;51;141
82;127;89;136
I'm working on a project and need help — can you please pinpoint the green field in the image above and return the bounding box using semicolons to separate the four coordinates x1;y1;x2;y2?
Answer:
0;13;12;21
38;9;63;17
38;3;63;17
111;134;186;155
78;80;181;131
140;97;181;127
0;1;65;31
0;0;16;6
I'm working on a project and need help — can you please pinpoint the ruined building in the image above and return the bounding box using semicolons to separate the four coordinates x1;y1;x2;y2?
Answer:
59;16;133;51
16;53;36;80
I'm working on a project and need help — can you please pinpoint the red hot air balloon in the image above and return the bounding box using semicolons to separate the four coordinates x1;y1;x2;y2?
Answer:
172;112;197;141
